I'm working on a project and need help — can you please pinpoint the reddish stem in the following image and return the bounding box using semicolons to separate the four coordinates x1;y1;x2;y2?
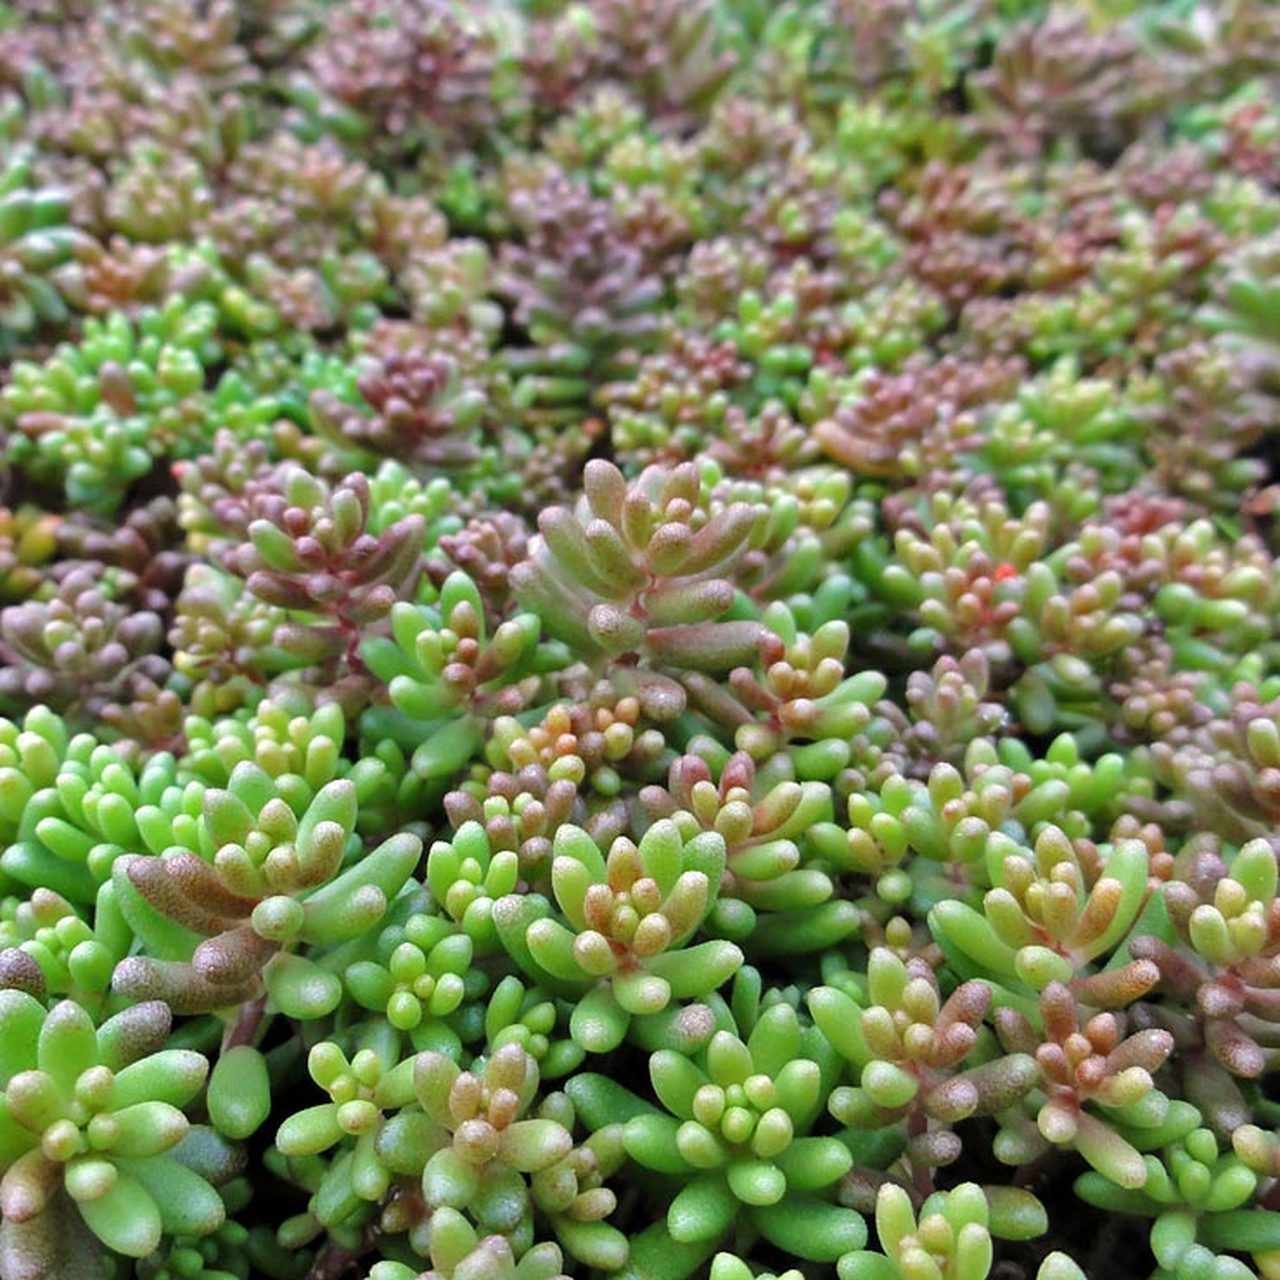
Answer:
222;993;268;1053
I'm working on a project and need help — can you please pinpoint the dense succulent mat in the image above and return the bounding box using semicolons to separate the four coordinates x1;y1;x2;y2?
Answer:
0;1;1277;1278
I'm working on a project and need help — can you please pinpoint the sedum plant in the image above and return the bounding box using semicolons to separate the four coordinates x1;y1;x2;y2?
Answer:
0;995;220;1265
493;819;741;1053
0;1;1275;1277
511;459;768;701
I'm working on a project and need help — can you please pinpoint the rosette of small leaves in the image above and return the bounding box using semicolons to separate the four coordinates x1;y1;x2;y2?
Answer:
174;432;274;556
495;170;662;412
0;722;184;905
1146;526;1278;675
992;982;1177;1189
639;750;836;943
0;148;92;355
183;689;407;832
757;487;860;587
294;0;500;153
688;289;823;413
360;571;564;783
838;1182;996;1280
54;495;188;617
857;493;1051;667
621;1002;865;1260
0;567;167;727
222;464;426;685
169;566;289;717
1133;342;1273;511
591;0;737;129
809;772;925;910
1151;687;1280;843
396;236;499;336
688;605;886;781
809;950;1037;1191
426;513;530;622
2;300;218;513
827;94;943;190
275;1038;419;1212
104;139;212;243
161;241;280;342
343;905;472;1041
892;652;1008;772
1106;636;1212;751
209;369;298;462
1130;838;1280;1081
672;236;768;332
994;734;1132;827
114;769;421;1018
813;356;1018;485
967;8;1157;158
0;995;222;1262
600;333;749;469
1075;1127;1262;1280
237;250;390;336
726;469;878;604
310;349;489;475
1004;563;1147;737
839;281;948;373
707;402;819;482
819;748;1063;915
931;825;1154;999
486;686;671;795
0;706;184;896
494;819;741;1052
1028;525;1272;734
425;819;522;959
181;691;339;789
411;1044;575;1247
366;460;462;541
982;357;1143;494
511;459;767;687
96;666;187;755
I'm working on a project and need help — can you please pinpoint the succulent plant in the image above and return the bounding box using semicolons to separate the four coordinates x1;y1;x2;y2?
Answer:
0;147;93;356
992;982;1177;1190
810;949;1038;1194
310;349;489;475
629;1003;854;1251
0;996;219;1262
494;818;740;1053
0;2;1272;1277
114;769;421;1016
3;299;219;513
360;571;565;783
511;459;766;699
0;568;168;728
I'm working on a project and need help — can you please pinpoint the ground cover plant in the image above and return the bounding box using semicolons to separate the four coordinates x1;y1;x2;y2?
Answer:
0;0;1276;1277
